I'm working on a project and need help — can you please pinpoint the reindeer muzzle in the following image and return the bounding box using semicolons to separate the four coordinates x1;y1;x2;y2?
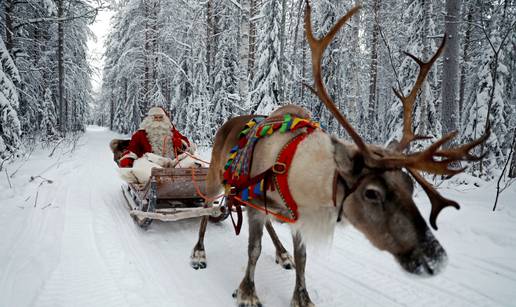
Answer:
396;230;448;276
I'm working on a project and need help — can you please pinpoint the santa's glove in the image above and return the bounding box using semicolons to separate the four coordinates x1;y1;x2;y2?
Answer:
119;157;134;168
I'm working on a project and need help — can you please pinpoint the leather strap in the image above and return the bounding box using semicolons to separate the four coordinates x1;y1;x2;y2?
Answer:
272;131;313;221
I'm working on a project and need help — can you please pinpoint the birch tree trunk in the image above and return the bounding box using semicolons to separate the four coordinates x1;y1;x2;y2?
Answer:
278;0;287;103
248;0;258;81
239;0;250;108
441;0;461;145
206;0;213;96
367;0;380;143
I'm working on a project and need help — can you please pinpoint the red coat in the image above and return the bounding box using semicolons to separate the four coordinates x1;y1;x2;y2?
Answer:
119;126;190;167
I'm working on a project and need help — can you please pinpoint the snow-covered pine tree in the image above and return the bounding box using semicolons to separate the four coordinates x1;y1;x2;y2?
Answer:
211;0;241;128
251;0;282;114
101;0;159;132
38;88;58;140
0;37;22;158
461;7;513;175
385;0;441;150
9;0;56;136
309;0;340;134
305;1;362;137
64;0;94;132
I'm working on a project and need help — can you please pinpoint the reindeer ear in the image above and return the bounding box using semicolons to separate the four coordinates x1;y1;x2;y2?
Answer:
331;137;364;176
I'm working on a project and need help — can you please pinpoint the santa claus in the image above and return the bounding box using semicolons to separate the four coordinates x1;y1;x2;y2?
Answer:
119;107;191;168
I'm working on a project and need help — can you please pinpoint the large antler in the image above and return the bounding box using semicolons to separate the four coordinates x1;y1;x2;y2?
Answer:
387;39;490;230
303;1;489;230
393;39;446;152
304;1;370;156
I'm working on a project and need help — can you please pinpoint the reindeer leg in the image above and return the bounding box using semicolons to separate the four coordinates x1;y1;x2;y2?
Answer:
191;215;209;269
291;232;314;307
233;209;265;307
191;162;222;270
265;220;294;270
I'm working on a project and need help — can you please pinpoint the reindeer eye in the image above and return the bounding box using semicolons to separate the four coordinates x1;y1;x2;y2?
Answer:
363;185;385;204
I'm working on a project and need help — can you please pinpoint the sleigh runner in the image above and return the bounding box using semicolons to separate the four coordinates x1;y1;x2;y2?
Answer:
112;140;229;228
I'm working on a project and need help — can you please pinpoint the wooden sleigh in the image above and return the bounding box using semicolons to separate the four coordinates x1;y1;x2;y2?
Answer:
112;139;229;228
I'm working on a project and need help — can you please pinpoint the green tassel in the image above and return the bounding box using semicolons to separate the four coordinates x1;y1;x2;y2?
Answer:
260;125;271;136
280;114;292;133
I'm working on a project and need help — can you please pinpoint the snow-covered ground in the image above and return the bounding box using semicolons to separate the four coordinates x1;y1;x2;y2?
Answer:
1;126;515;307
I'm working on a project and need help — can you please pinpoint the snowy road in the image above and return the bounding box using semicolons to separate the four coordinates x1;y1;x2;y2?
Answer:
1;127;515;307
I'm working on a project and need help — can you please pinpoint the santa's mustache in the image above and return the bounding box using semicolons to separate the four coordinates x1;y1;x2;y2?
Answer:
140;116;173;131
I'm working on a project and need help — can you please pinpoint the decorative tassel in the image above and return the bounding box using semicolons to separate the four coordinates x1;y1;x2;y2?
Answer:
291;117;303;129
242;188;249;201
280;114;292;133
253;181;262;196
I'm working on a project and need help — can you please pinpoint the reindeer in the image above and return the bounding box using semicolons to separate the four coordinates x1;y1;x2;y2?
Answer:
191;2;489;306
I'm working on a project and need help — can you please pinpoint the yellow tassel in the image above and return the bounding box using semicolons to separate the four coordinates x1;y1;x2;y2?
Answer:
291;118;303;129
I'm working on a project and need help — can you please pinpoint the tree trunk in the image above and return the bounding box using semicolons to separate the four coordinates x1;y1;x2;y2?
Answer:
58;0;66;132
110;90;114;130
278;0;287;102
4;0;14;53
248;0;258;81
367;0;380;143
143;1;151;112
440;0;461;145
510;131;516;178
238;0;250;108
458;3;473;127
418;0;432;138
151;0;159;85
349;1;362;130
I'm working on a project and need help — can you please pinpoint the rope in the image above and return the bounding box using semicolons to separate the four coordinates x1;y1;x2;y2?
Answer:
232;195;297;223
189;166;224;203
183;151;211;165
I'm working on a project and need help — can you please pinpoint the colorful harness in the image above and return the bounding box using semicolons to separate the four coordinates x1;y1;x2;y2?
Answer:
223;114;320;234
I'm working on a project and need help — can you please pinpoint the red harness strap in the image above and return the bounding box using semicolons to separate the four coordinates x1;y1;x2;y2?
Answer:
271;131;312;221
227;129;315;235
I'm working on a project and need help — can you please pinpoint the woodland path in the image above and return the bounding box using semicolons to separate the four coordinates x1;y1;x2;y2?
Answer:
0;127;515;307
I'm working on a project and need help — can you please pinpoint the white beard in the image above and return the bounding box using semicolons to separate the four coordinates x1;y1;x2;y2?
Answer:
140;117;175;158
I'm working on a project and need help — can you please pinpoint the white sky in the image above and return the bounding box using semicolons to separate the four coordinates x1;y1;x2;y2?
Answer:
87;7;114;94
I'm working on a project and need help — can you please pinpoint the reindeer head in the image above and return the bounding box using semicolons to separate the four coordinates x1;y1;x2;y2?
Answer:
304;1;488;275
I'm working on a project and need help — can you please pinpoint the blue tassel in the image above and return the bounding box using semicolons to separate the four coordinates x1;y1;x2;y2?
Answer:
253;182;262;196
242;188;249;201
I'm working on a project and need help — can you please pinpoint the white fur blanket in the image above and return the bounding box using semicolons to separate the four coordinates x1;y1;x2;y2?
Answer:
118;152;208;184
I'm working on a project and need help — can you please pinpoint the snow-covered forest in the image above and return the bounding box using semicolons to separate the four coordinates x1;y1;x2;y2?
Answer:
1;0;516;178
1;1;516;307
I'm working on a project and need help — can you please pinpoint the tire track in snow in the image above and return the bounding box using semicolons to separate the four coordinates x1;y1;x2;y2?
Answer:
0;163;68;307
306;227;498;307
32;132;129;307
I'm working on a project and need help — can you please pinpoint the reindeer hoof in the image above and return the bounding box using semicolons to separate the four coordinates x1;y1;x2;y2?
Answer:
291;287;315;307
190;249;207;270
234;288;263;307
276;252;295;270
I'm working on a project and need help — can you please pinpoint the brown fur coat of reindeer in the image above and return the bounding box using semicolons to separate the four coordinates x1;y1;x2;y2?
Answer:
190;2;489;307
